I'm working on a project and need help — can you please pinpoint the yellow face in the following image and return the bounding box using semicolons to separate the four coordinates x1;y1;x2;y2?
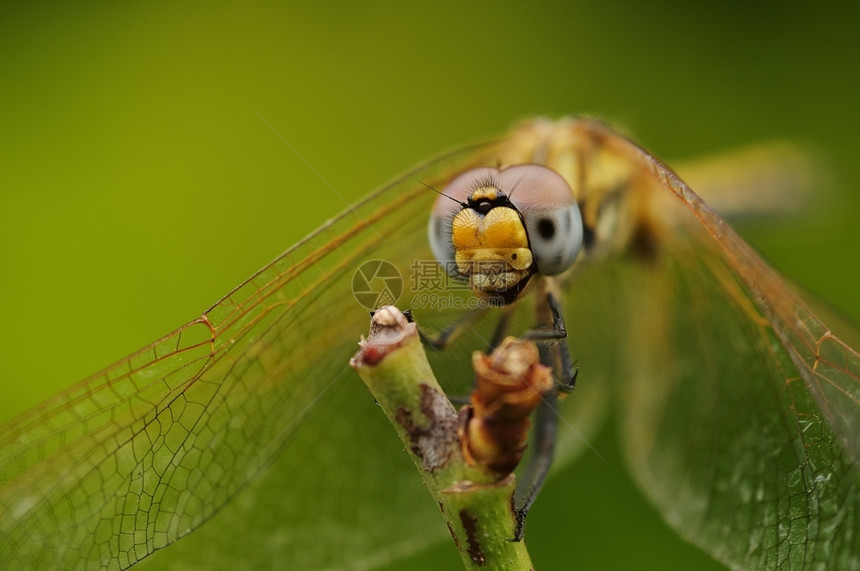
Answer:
450;187;534;298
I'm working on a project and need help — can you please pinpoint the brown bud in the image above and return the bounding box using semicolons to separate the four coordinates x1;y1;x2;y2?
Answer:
459;337;554;477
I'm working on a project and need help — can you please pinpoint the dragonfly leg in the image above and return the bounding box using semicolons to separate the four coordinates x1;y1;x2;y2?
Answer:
524;292;577;391
549;291;577;393
433;305;518;407
418;306;488;350
513;397;560;541
513;291;576;540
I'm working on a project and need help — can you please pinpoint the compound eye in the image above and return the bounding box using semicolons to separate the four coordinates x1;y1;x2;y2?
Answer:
522;205;583;275
500;165;583;276
428;206;455;274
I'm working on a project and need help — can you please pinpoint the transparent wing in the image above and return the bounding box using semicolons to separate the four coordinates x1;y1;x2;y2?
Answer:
0;139;512;569
590;132;860;569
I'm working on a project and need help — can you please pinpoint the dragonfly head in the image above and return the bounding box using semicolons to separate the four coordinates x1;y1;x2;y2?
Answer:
429;165;584;304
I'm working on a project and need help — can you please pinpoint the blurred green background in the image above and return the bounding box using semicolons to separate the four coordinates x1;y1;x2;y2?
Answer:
1;2;858;569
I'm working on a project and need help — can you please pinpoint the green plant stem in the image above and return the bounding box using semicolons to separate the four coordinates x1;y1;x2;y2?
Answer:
350;308;533;570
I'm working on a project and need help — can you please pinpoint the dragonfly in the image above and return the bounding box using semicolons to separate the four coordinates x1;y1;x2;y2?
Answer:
1;118;858;570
